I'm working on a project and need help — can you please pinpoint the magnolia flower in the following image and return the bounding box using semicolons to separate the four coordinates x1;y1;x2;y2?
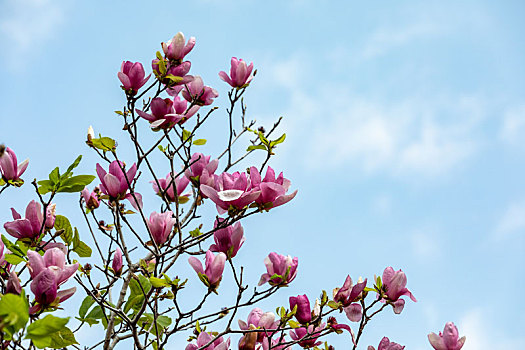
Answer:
258;252;298;286
428;322;466;350
151;172;190;203
151;59;193;86
184;152;218;189
162;32;196;62
112;247;123;276
118;61;150;95
289;324;325;348
136;98;181;129
238;308;279;344
82;187;100;210
381;267;417;314
96;160;142;210
188;250;226;290
209;219;245;259
147;211;176;246
200;171;261;214
368;337;405;350
333;275;367;322
4;200;56;240
6;271;21;295
27;248;78;310
0;235;11;276
219;57;254;88
182;76;218;106
0;147;28;182
289;295;312;324
185;331;230;350
249;166;297;209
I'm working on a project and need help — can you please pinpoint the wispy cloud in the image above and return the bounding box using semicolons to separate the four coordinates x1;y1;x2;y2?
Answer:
494;200;525;239
0;0;66;67
500;105;525;147
360;21;442;60
410;230;441;260
459;308;525;350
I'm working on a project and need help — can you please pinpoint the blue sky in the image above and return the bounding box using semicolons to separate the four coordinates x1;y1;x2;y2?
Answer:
1;0;524;349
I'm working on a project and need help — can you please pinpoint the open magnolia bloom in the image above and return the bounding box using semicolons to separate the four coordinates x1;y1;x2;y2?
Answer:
27;248;78;312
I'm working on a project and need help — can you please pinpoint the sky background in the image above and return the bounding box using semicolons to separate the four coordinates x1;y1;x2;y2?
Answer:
1;0;525;349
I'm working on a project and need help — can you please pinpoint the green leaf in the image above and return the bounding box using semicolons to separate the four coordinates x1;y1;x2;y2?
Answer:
78;295;96;319
49;167;60;184
189;227;202;237
156;51;163;60
182;129;192;142
0;293;29;340
58;175;95;193
327;300;340;309
64;155;82;177
288;320;300;328
192;139;207;146
25;315;72;349
247;144;267;151
166;75;184;84
48;327;78;348
158;59;167;75
37;179;54;194
4;253;25;265
270;133;286;147
0;178;5;186
91;137;116;152
1;236;25;257
150;276;169;288
71;227;92;257
85;305;106;320
54;215;73;244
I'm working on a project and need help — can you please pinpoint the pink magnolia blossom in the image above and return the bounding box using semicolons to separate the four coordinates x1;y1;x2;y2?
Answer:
147;211;176;246
333;275;367;322
182;76;218;106
289;295;312;324
184;152;218;188
27;248;78;309
368;337;405;350
151;172;190;203
136;98;180;129
289;324;325;348
209;219;245;259
4;200;56;240
327;317;355;343
0;235;11;276
118;61;150;95
258;252;298;287
381;267;417;314
249;166;297;209
82;187;100;210
6;271;21;295
0;147;28;182
200;171;261;214
151;59;193;86
428;322;466;350
185;331;230;350
162;32;196;62
219;57;254;88
238;308;279;344
112;247;123;276
96;161;142;210
188;250;226;290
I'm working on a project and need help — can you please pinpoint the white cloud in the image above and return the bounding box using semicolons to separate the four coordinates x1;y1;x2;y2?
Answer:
360;21;442;60
0;0;66;66
459;309;525;350
494;200;525;239
500;105;525;147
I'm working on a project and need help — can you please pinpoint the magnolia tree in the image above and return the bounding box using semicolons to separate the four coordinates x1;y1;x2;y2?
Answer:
0;32;466;350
